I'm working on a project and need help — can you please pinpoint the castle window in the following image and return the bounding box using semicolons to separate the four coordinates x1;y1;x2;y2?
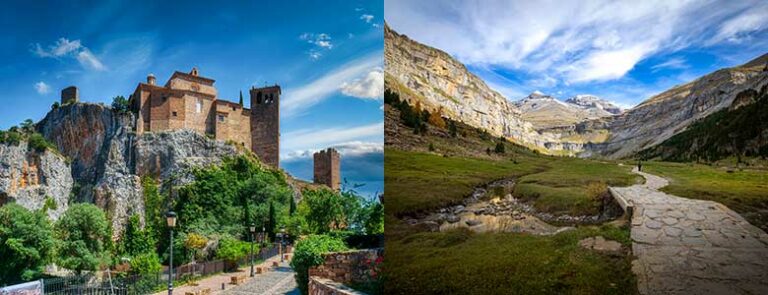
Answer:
218;114;226;122
256;92;263;104
172;111;177;117
196;98;202;113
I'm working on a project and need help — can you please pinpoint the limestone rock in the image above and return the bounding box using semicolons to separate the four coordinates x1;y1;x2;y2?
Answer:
0;142;72;220
578;236;622;253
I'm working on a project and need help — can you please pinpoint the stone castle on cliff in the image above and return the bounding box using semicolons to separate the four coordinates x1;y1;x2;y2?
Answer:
59;67;341;190
128;67;280;167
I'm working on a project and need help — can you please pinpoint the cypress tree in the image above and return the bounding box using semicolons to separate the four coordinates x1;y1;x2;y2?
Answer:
239;90;244;106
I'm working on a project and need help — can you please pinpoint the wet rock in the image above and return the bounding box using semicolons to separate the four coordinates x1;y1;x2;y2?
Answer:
579;236;622;253
453;205;465;214
446;215;461;223
466;220;483;226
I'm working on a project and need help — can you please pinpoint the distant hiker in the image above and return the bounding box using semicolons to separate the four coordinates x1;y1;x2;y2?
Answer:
637;160;642;171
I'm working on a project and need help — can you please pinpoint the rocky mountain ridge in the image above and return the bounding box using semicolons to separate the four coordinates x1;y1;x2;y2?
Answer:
515;92;619;129
385;23;768;159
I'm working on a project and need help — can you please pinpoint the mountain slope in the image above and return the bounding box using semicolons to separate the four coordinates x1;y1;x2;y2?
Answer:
639;85;768;162
588;53;768;159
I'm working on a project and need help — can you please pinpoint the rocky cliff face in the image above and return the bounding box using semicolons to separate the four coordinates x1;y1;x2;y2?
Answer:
0;142;72;220
0;103;245;236
384;23;545;149
386;22;768;159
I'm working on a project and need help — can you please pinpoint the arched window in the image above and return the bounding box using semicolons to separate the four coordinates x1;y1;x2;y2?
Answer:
257;92;263;104
196;98;202;113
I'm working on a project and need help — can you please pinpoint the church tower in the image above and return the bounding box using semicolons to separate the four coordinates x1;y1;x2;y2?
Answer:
249;85;280;167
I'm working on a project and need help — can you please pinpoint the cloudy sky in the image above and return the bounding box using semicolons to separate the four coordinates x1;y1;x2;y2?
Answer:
0;0;383;197
386;0;768;109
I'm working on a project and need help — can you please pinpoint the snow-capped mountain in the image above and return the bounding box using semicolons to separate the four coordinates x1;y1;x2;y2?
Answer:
566;95;624;115
514;92;619;129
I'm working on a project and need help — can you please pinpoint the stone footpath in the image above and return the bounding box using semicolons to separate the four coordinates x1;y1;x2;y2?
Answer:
611;168;768;294
221;260;298;295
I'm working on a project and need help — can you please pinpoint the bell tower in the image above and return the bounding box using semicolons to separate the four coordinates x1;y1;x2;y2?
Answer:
249;85;280;167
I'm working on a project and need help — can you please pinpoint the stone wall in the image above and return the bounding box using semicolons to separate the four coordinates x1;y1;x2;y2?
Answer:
313;148;340;191
214;100;252;147
308;277;367;295
309;248;382;285
61;86;79;104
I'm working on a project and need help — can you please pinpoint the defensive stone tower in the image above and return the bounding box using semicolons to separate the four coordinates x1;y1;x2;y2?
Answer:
249;85;281;168
313;148;341;191
61;86;79;104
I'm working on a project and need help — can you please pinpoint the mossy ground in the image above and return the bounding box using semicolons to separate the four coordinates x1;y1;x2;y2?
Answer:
384;224;636;295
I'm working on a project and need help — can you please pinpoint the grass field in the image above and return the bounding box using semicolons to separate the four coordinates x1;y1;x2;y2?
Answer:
384;225;636;295
643;161;768;230
385;148;641;217
384;148;546;216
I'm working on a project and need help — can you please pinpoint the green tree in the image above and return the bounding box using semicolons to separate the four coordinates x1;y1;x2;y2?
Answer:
0;204;55;284
298;189;347;234
111;96;130;113
290;235;348;295
141;176;164;244
289;196;297;216
239;90;244;106
119;215;156;257
495;141;505;154
20;119;35;134
364;202;384;235
55;203;111;274
448;120;458;137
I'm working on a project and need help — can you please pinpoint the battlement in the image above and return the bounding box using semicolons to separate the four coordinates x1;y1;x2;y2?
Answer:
314;148;341;191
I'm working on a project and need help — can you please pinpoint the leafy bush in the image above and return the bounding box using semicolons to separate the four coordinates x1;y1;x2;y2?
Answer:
0;204;55;285
215;237;250;263
55;203;111;274
0;130;23;146
130;252;161;275
364;202;384;235
290;235;348;295
27;133;56;152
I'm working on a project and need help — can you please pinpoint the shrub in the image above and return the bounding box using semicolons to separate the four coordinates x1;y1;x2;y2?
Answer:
428;108;446;129
428;142;435;152
130;252;161;275
27;133;55;152
586;181;608;209
51;101;60;110
290;235;348;295
0;204;55;285
215;237;250;264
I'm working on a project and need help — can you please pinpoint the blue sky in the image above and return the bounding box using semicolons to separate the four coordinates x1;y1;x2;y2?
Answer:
0;0;383;197
386;0;768;109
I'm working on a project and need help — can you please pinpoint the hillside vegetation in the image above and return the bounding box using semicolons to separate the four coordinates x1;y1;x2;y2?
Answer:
640;85;768;163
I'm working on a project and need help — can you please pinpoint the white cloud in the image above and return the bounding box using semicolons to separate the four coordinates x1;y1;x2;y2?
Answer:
77;49;106;71
282;51;383;116
360;14;374;23
300;33;333;58
281;122;384;159
709;4;768;44
340;69;383;99
650;57;688;72
386;0;767;84
34;81;50;95
32;37;106;71
283;141;383;162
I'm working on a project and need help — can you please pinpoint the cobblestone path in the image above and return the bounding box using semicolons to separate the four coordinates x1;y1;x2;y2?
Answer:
221;260;299;295
611;168;768;294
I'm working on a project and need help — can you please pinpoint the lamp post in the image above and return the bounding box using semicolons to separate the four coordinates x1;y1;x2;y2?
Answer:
280;227;286;262
166;211;177;295
249;224;256;277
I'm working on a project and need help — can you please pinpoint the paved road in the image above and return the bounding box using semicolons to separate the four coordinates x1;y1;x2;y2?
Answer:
611;168;768;294
221;261;299;295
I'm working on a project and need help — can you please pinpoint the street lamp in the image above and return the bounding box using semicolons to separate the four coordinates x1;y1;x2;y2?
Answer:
280;227;286;262
166;211;177;295
249;224;256;277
